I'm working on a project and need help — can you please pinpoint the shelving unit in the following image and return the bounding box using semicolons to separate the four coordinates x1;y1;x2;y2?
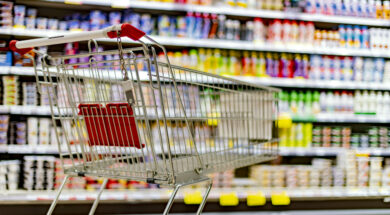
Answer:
3;1;390;214
42;0;390;27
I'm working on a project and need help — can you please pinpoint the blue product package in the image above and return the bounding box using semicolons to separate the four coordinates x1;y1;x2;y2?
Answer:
361;26;369;49
176;16;187;37
186;12;196;38
36;17;48;30
26;17;35;29
128;14;141;29
59;21;67;30
193;12;203;39
0;52;12;66
27;8;37;18
201;14;211;39
374;58;385;82
158;15;170;37
48;19;59;30
68;20;80;30
80;21;90;31
140;14;153;35
353;26;361;48
169;16;176;37
346;25;353;48
109;11;121;25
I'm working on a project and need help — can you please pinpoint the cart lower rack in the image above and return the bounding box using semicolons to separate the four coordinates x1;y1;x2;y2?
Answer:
10;23;279;215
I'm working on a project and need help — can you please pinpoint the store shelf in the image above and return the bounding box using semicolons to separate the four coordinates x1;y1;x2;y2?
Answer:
4;28;390;58
4;66;390;91
237;77;390;91
0;105;53;115
279;147;390;157
43;0;390;27
292;113;390;123
1;186;390;202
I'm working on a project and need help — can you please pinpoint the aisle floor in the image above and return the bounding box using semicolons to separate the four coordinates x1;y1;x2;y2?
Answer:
140;209;390;215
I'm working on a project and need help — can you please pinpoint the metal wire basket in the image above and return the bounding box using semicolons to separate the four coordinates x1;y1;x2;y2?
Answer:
10;23;279;215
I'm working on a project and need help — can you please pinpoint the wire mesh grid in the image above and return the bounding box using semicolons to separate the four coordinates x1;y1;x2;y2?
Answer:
35;43;279;186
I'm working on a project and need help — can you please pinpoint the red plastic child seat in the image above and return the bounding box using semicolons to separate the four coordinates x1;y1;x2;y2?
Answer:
78;103;144;149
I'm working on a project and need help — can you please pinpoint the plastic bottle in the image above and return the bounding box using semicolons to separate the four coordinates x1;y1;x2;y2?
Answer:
361;90;369;113
310;55;322;80
298;21;307;45
320;91;327;112
343;57;353;81
348;92;354;113
242;51;251;76
250;51;257;76
326;91;334;112
306;22;315;47
198;48;206;71
253;18;265;45
304;91;313;116
265;52;273;77
312;91;321;114
193;13;203;39
290;91;298;114
333;56;341;81
353;26;361;49
279;53;289;78
383;91;390;114
369;91;377;113
376;0;383;18
334;91;341;112
217;15;226;39
208;14;218;39
376;91;383;114
185;12;196;38
384;1;390;19
302;55;310;79
291;20;299;44
354;90;361;113
339;25;346;48
257;52;266;77
272;53;280;77
201;13;211;39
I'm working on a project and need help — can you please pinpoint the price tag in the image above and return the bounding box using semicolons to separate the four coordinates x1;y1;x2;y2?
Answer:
184;191;202;205
271;191;290;206
0;106;8;113
0;144;7;153
111;0;130;8
64;0;82;5
219;192;239;206
247;192;266;206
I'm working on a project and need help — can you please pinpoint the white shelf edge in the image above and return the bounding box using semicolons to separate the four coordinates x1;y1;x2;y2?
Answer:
279;147;390;156
1;186;390;202
44;0;390;27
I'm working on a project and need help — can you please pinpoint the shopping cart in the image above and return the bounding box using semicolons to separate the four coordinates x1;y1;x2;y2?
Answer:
10;23;279;215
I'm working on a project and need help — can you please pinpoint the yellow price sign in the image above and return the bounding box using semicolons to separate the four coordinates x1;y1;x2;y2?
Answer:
271;191;290;206
111;0;131;8
247;192;266;206
184;191;202;205
219;192;239;206
64;0;82;5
